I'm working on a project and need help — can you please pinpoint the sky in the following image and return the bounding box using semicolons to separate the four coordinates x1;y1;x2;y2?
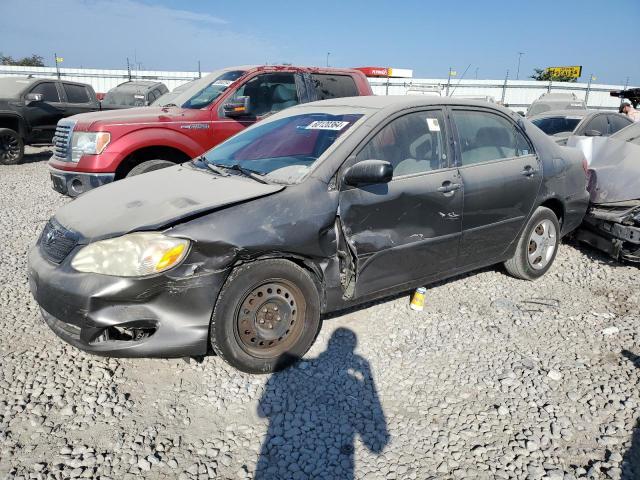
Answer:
1;0;638;85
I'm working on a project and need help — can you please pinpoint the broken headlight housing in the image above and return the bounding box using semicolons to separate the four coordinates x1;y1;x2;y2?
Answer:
71;232;190;277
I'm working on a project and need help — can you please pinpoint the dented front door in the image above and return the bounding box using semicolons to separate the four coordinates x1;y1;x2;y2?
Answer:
338;108;463;298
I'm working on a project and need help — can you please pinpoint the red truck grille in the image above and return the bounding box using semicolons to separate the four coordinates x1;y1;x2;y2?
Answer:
52;120;75;162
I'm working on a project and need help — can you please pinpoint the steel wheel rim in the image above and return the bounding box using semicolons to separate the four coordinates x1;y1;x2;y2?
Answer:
0;133;19;162
527;219;557;270
234;279;306;358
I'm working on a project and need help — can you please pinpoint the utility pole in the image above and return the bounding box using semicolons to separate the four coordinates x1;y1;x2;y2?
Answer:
126;57;132;81
326;52;330;67
446;67;456;96
198;60;201;79
475;67;479;80
585;73;595;105
501;69;509;105
54;53;61;79
385;68;390;96
516;52;524;80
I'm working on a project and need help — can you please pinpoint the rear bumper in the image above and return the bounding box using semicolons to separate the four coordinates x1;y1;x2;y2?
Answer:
49;165;114;197
28;241;228;358
560;189;590;237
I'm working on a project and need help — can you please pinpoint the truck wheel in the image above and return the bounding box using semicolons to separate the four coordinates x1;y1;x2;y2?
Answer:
210;259;322;374
0;128;24;165
504;206;560;281
127;159;175;177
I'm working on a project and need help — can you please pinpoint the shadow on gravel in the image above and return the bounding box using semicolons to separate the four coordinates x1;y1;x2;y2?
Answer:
621;350;640;479
21;148;53;164
564;236;633;270
254;328;389;479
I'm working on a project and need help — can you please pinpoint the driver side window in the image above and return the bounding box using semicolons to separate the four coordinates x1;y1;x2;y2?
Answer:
232;73;299;117
30;82;60;102
355;110;448;177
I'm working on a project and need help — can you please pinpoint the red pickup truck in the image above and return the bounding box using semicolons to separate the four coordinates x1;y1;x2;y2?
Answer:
48;65;372;196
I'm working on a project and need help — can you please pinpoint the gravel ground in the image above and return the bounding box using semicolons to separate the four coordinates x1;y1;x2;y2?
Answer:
1;146;639;480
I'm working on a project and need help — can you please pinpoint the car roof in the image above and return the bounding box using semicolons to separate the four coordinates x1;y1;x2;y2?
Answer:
529;110;592;120
112;80;164;91
297;95;512;111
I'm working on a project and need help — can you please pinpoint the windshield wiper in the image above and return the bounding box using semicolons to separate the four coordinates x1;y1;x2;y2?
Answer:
224;163;269;184
205;162;230;177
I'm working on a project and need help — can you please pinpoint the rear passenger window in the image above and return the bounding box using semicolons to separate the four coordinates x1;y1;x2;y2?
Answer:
311;74;358;100
30;82;60;102
63;84;91;103
356;110;448;177
452;110;524;166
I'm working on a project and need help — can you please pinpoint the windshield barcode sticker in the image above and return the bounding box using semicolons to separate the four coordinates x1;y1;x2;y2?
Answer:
305;121;350;131
213;80;233;86
426;118;440;131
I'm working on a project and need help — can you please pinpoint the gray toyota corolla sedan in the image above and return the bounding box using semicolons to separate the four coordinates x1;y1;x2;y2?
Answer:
28;96;589;373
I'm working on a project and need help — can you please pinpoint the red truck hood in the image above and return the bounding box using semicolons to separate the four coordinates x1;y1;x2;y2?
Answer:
70;106;201;131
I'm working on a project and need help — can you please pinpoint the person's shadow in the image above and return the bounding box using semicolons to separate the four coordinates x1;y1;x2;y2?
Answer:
621;350;640;479
254;327;389;480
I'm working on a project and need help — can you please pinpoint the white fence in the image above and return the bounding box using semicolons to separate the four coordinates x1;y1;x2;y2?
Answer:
0;65;630;112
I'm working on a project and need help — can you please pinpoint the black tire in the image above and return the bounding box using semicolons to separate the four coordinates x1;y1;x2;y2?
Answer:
0;128;24;165
127;159;175;177
504;206;561;281
210;259;322;374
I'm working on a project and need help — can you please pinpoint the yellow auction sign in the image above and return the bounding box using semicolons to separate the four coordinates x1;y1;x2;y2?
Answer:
545;65;582;79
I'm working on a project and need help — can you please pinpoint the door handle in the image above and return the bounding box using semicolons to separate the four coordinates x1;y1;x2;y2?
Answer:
521;166;538;176
437;182;461;193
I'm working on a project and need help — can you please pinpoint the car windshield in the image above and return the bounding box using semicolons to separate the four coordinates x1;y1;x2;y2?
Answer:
201;113;364;184
611;122;640;145
178;70;246;109
0;77;34;98
532;116;582;135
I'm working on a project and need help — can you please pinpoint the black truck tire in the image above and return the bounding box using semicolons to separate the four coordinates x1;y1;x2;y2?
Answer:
0;128;24;165
127;159;175;177
210;259;322;374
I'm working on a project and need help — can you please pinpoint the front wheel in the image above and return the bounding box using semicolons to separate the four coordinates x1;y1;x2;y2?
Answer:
504;206;560;280
127;159;175;177
0;128;24;165
210;259;322;374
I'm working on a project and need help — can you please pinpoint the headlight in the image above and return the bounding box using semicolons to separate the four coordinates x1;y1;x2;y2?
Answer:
71;132;110;162
71;232;190;277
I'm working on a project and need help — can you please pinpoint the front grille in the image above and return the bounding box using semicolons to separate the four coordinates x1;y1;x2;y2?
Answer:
40;218;80;264
52;120;75;161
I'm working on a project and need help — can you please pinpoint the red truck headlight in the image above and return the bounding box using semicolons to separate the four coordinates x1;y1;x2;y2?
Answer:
71;132;111;162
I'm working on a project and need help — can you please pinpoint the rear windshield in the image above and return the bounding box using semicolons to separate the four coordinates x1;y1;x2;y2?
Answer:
202;113;363;184
531;116;582;135
0;78;34;98
103;90;147;107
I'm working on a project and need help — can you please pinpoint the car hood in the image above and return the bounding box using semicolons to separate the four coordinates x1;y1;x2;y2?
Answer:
568;135;640;204
55;164;284;242
69;105;200;131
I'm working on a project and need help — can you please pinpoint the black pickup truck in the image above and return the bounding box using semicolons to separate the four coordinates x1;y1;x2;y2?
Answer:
0;77;102;165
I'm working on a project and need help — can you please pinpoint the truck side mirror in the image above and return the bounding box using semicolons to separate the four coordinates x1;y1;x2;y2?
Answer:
223;96;251;118
25;93;43;105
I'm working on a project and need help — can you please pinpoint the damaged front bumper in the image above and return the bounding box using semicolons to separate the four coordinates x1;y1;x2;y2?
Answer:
28;240;229;357
575;202;640;262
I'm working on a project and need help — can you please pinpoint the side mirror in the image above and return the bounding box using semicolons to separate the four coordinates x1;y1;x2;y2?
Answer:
223;96;251;118
584;129;602;137
344;159;393;187
25;93;43;104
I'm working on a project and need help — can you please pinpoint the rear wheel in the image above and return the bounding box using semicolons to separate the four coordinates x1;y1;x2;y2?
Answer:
127;159;175;177
504;206;560;280
210;259;322;374
0;128;24;165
